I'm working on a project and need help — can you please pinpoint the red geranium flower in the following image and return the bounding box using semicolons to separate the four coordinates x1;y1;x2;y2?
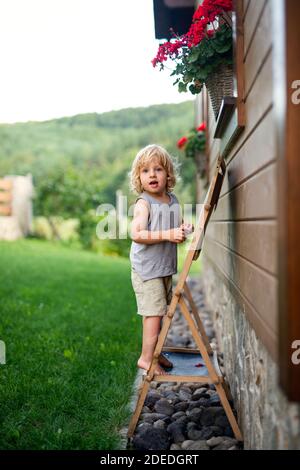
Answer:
196;122;206;132
177;136;188;149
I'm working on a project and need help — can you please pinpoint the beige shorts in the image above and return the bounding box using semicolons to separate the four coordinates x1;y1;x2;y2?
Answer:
131;270;173;317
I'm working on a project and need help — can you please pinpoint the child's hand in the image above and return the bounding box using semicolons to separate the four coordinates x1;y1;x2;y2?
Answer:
168;226;186;243
182;223;194;236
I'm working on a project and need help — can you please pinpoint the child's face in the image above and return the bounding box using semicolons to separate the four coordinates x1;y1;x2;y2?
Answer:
139;158;168;195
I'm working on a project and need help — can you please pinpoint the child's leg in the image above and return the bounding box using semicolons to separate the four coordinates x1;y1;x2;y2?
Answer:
137;315;166;375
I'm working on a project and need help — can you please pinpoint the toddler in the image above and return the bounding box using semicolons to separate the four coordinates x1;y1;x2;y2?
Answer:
129;144;193;375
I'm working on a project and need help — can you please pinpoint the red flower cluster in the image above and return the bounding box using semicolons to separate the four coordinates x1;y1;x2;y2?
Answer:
193;0;232;21
177;122;206;149
177;136;188;149
196;122;206;132
151;39;185;67
152;0;232;66
186;0;233;47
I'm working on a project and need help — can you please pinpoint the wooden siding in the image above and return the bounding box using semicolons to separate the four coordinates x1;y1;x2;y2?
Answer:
202;0;278;360
274;0;300;400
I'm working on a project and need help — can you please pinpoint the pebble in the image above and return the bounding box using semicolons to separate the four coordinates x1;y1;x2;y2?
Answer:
167;421;186;443
181;440;194;450
153;419;166;429
154;398;174;416
129;277;243;451
206;436;224;447
185;440;210;451
178;389;192;401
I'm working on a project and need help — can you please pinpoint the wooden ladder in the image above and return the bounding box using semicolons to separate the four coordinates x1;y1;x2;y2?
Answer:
127;155;243;443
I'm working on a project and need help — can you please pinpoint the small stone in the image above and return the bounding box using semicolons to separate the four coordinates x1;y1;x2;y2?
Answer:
153;420;166;429
142;406;151;413
174;415;189;427
188;398;208;410
170;443;181;450
154;398;174;416
187;427;203;440
174;401;189;412
192;387;209;400
207;394;221;406
213;438;239;450
206;436;224;448
178;389;192;401
204;389;215;397
136;422;152;432
163;391;178;401
215;414;230;428
200;407;224;426
198;426;215;440
171;411;186;421
187;407;202;423
145;390;161;408
209;425;224;437
186;421;197;431
189;383;206;391
162;384;177;390
141;412;170;424
167;421;186;443
133;427;170;451
181;440;195;450
180;385;192;392
185;440;210;451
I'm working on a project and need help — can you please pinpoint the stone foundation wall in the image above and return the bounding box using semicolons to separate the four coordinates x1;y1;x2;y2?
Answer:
202;258;300;450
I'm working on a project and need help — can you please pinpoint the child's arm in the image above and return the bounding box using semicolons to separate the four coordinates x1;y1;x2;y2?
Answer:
131;199;186;245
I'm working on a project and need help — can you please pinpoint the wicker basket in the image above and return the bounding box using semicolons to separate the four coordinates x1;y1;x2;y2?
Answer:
205;63;234;119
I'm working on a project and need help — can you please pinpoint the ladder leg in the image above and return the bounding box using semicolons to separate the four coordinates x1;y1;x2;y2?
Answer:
215;382;243;441
127;378;152;439
178;295;243;442
179;296;220;384
183;281;213;354
221;377;233;402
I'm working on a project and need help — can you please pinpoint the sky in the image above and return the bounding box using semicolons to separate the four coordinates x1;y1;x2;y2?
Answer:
0;0;193;124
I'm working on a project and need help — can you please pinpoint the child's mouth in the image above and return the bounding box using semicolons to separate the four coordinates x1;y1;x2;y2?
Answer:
149;181;158;187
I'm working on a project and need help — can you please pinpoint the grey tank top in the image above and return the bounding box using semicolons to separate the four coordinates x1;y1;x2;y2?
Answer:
130;191;182;281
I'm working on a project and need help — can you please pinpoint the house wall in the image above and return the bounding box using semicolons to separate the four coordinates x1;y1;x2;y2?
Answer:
197;0;300;449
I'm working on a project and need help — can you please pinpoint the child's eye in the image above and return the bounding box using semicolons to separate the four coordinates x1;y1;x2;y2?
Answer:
142;169;148;173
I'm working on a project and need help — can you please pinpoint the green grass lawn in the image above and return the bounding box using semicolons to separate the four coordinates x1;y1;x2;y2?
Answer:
0;239;141;450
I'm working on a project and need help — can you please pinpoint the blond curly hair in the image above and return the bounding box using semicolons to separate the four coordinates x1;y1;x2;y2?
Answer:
128;144;181;195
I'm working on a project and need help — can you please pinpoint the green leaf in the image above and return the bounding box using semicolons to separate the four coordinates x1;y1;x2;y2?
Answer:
178;81;187;93
189;83;202;95
187;49;200;63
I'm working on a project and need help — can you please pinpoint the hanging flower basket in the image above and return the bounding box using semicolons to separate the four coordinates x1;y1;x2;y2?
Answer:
206;62;234;119
152;0;234;119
